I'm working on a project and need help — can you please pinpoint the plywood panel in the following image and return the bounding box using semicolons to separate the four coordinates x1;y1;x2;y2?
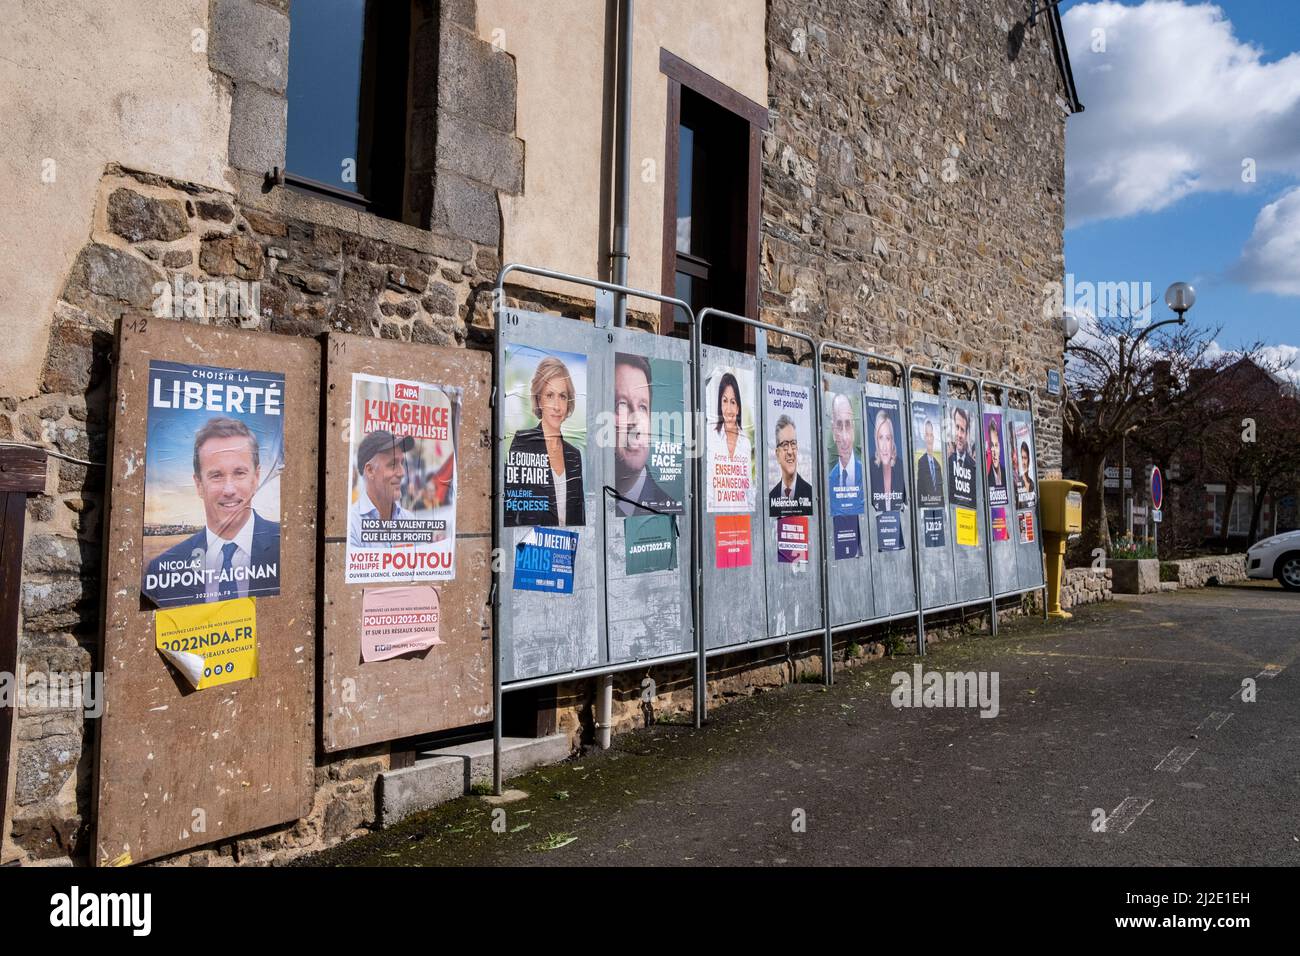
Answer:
96;318;317;866
321;333;492;751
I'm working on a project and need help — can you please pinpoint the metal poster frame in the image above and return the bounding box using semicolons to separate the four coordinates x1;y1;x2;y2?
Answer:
492;264;698;793
695;308;832;717
978;378;1049;628
820;340;926;651
906;365;995;644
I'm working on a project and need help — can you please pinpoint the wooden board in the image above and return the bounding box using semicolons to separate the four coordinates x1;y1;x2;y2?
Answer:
95;318;317;866
321;333;492;752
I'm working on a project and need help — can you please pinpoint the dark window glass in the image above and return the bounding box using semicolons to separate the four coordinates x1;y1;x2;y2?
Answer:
286;0;366;192
285;0;411;221
673;88;749;346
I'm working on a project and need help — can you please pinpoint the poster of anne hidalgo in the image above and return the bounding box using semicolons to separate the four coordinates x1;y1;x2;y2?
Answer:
345;373;460;584
141;360;285;609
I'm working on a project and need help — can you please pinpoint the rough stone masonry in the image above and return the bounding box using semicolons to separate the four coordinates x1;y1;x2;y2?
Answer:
2;0;1075;865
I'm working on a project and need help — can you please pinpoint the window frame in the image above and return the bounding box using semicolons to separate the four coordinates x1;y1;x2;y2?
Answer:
659;48;766;336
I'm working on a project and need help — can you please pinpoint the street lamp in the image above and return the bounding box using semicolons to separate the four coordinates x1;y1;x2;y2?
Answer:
1130;280;1195;356
1164;281;1196;320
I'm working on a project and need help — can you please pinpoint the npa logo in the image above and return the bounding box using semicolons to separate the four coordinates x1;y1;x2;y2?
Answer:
394;382;420;401
49;886;151;936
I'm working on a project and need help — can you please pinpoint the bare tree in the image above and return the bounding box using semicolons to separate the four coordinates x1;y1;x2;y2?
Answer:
1063;308;1250;559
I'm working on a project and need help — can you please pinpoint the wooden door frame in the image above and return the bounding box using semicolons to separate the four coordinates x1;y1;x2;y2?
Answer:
0;446;47;858
658;48;767;336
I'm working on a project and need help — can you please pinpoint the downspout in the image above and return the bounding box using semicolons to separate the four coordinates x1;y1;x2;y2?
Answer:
610;0;633;327
596;0;633;751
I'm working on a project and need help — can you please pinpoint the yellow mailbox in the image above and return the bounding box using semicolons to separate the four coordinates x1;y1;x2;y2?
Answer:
1039;479;1087;618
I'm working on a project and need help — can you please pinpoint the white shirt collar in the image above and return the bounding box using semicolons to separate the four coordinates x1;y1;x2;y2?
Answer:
205;510;256;557
355;485;409;520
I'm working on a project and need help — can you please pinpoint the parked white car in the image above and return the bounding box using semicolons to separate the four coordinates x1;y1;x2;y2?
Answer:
1246;530;1300;591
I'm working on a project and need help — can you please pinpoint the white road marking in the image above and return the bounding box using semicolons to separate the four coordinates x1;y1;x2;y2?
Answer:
1196;711;1233;732
1106;797;1154;834
1258;664;1283;679
1155;746;1198;772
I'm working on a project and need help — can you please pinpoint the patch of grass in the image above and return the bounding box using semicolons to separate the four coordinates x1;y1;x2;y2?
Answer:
527;832;578;852
469;781;494;796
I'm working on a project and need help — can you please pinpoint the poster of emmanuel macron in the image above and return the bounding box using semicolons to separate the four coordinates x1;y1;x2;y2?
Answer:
142;360;284;608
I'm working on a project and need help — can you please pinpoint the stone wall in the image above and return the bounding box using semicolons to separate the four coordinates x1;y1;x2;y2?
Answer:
1;163;502;865
761;0;1070;471
1162;554;1248;589
1061;567;1113;610
3;0;1074;865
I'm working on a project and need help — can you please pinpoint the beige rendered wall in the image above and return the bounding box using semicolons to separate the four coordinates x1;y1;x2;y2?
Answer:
475;0;767;302
0;0;232;400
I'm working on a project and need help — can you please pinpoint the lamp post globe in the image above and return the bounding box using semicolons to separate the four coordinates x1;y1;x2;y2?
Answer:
1164;281;1196;319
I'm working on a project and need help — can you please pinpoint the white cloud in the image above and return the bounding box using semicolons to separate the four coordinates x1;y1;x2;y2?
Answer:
1063;1;1300;226
1230;186;1300;295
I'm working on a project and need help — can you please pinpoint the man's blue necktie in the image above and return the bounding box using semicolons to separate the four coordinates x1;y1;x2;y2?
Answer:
218;541;238;602
929;458;936;486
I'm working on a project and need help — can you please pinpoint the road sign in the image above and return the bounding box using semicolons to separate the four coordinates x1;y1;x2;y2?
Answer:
1150;466;1164;511
1047;368;1061;396
1152;508;1162;523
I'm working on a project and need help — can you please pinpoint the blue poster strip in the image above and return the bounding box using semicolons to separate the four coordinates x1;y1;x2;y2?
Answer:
512;527;579;594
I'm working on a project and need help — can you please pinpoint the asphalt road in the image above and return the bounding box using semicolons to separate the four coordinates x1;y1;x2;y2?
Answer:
311;581;1300;866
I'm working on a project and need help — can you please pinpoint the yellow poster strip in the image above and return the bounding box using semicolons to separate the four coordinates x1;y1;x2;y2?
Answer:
155;597;258;690
955;507;979;547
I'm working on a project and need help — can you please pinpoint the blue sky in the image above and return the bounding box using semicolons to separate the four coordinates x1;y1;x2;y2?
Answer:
1060;1;1300;372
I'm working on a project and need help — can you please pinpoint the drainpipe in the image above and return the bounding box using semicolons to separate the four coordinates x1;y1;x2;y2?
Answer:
596;675;614;749
610;0;633;327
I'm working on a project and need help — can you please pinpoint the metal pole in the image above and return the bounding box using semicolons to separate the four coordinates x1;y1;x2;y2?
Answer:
978;381;998;636
492;263;692;794
610;0;633;328
810;346;833;685
901;369;926;655
691;300;705;727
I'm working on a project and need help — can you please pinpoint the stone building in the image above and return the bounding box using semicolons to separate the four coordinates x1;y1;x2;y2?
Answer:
0;0;1079;864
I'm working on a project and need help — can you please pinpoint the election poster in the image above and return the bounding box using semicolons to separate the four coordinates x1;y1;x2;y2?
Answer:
612;352;685;516
142;360;284;609
1012;421;1037;510
503;345;588;527
1018;510;1036;544
825;389;865;517
992;505;1010;542
946;404;978;508
624;514;678;575
155;597;257;690
923;508;946;548
866;397;906;514
767;381;814;518
876;510;905;552
983;411;1009;507
345;374;460;584
704;365;756;513
361;586;443;662
833;514;863;559
912;399;945;508
955;506;979;547
714;516;752;568
513;527;579;593
777;515;810;564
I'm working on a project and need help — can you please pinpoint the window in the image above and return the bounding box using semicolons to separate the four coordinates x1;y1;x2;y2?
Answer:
660;50;766;345
286;0;412;222
1212;490;1253;536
